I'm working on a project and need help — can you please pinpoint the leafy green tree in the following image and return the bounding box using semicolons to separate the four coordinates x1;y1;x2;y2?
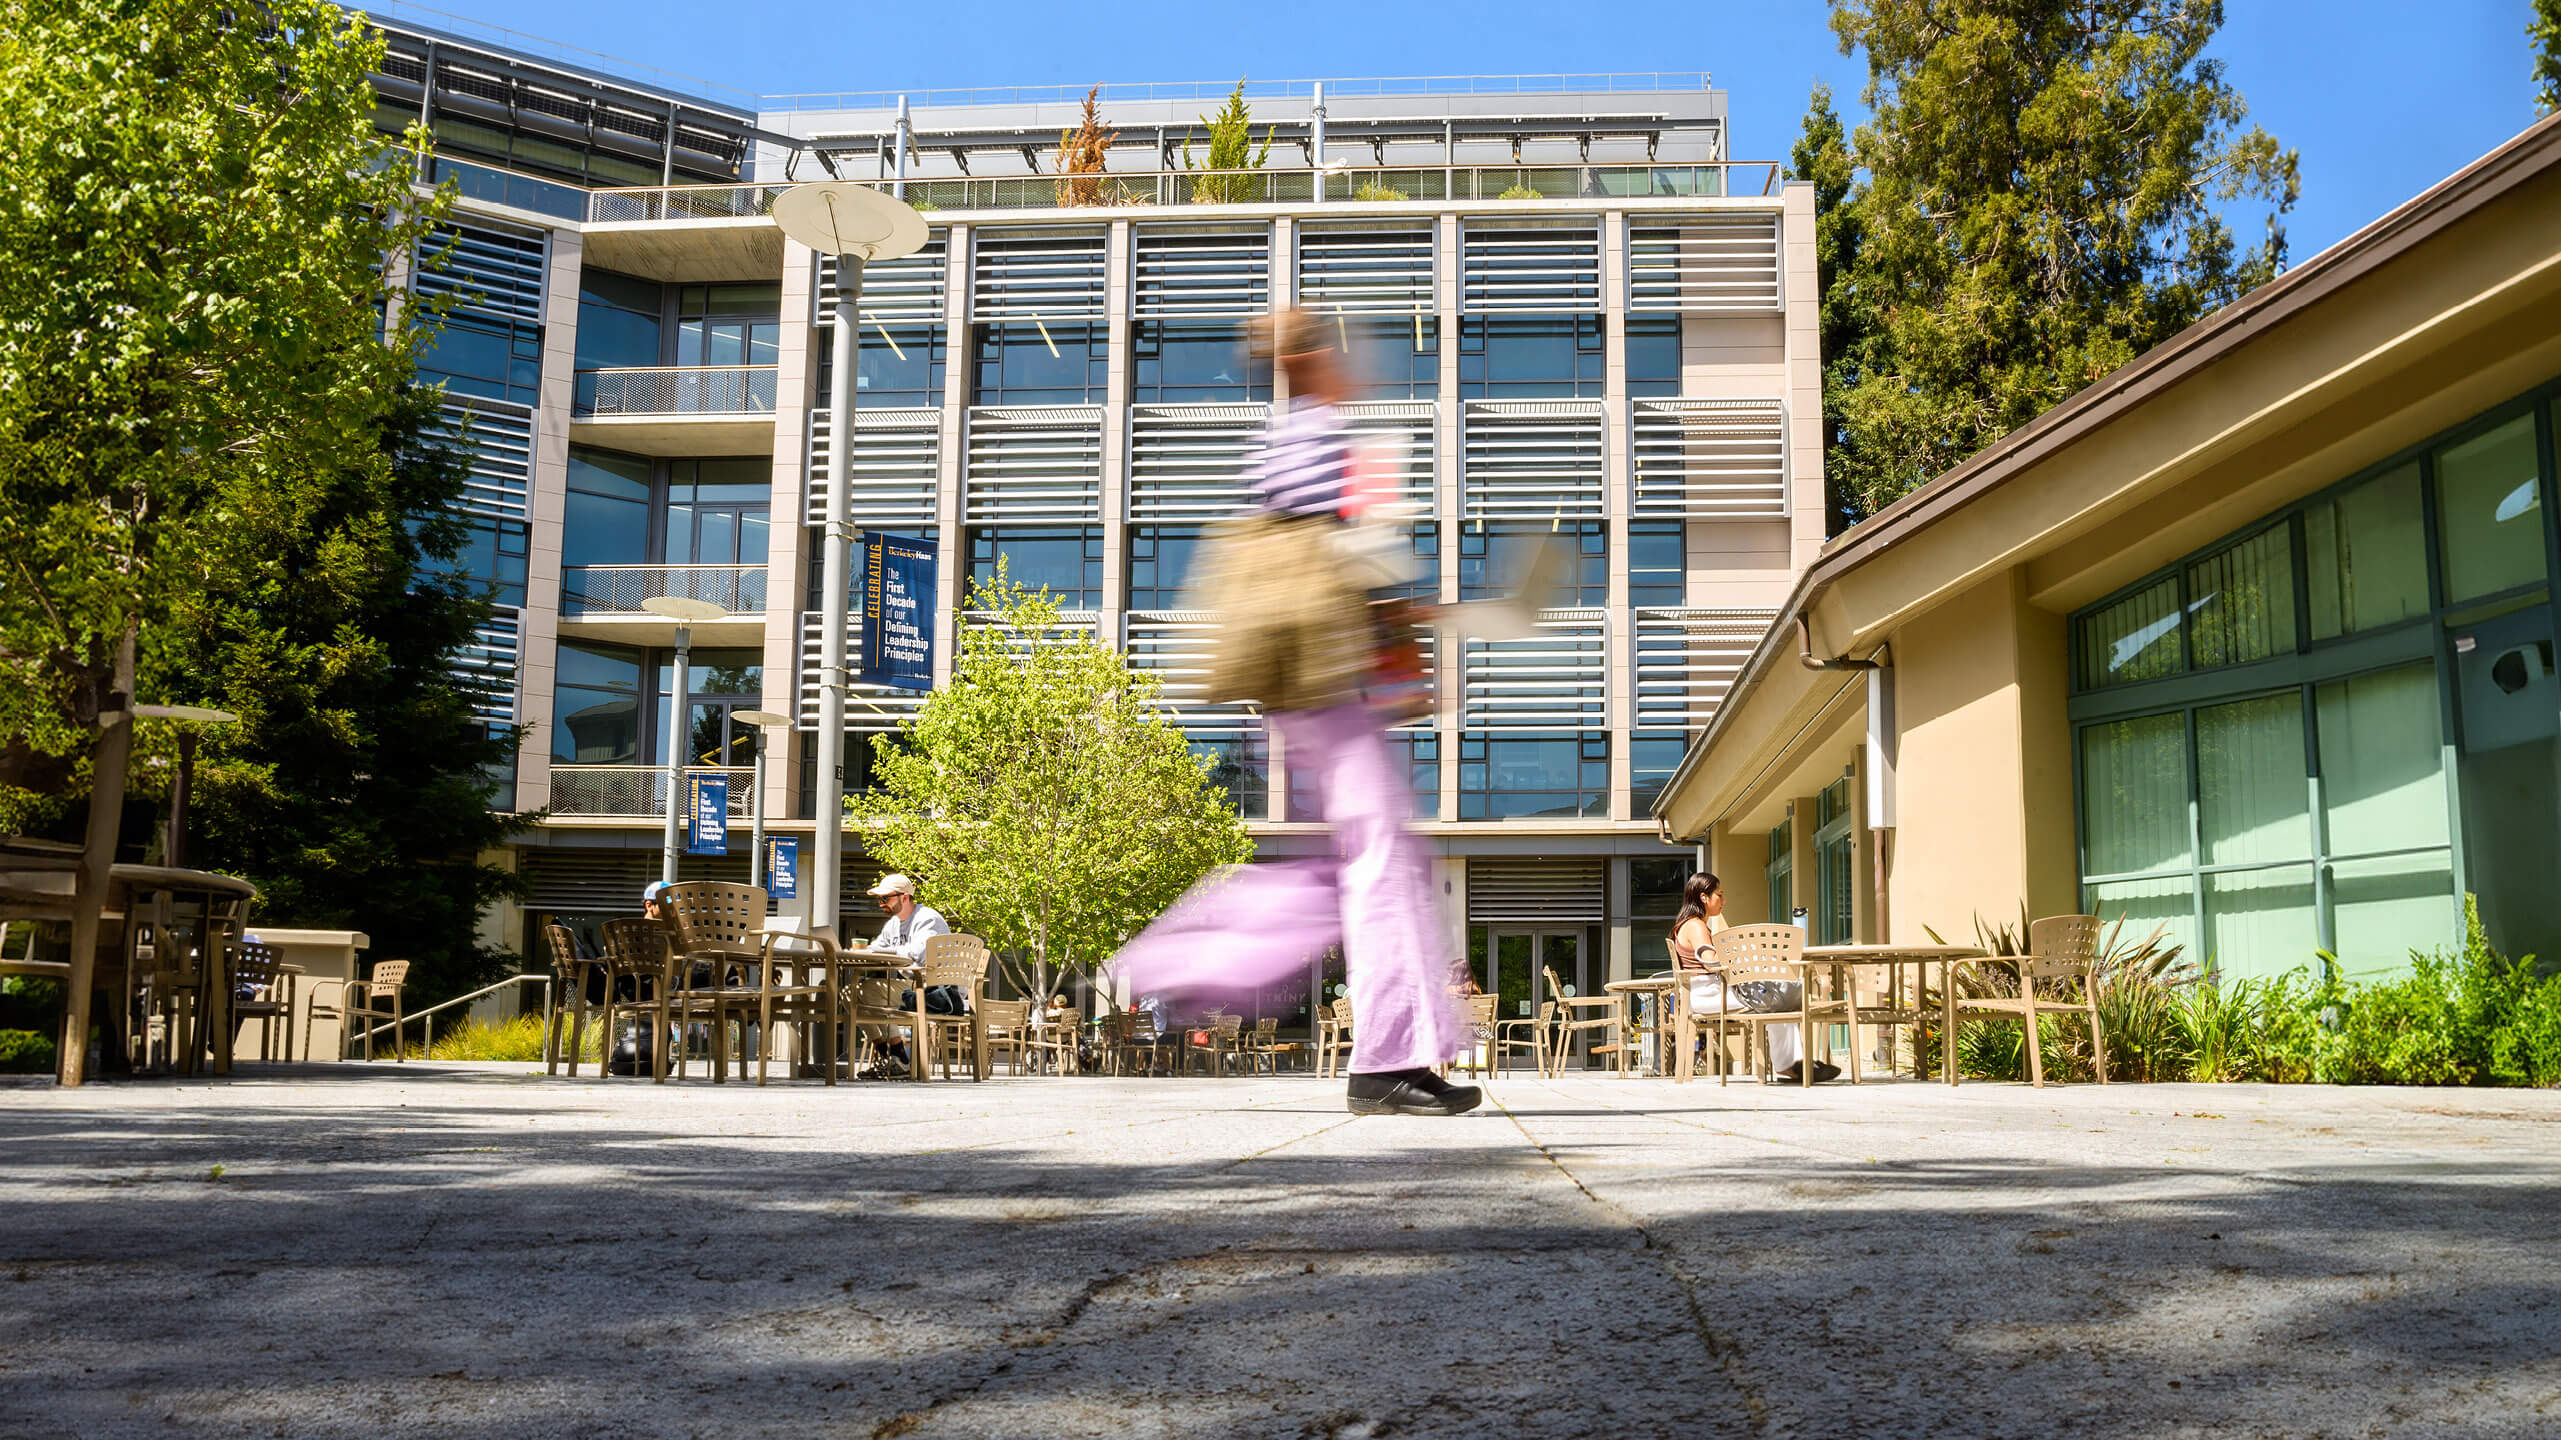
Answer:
2536;0;2561;114
159;383;530;1008
0;0;482;1072
850;576;1252;999
1820;0;2298;518
1789;82;1870;534
1184;79;1274;203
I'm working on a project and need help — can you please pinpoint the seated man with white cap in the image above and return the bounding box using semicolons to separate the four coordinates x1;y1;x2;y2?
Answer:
858;873;950;1078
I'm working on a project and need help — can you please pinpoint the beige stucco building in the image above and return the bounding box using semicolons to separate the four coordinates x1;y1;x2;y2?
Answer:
1654;113;2561;983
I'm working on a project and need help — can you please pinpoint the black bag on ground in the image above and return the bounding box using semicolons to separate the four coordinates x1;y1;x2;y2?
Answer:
896;985;969;1016
607;1024;658;1076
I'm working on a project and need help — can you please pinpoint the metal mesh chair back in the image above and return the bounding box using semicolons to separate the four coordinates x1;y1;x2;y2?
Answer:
545;922;581;972
600;918;670;975
919;933;990;990
2026;915;2103;981
366;959;410;992
662;882;768;958
1710;924;1802;987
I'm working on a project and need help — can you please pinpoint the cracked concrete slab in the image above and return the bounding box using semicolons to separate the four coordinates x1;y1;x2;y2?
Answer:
1;1065;2555;1438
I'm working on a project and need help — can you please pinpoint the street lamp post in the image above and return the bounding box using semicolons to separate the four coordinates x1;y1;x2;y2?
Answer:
770;181;927;943
730;709;794;893
641;596;728;885
133;704;238;871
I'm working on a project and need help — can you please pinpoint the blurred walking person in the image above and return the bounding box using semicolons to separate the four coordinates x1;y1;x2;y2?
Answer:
1108;308;1473;1116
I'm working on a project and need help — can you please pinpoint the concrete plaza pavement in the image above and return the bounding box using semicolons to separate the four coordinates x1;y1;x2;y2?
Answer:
1;1063;2555;1439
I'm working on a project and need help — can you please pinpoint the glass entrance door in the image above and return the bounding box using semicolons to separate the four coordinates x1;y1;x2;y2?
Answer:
1478;929;1592;1067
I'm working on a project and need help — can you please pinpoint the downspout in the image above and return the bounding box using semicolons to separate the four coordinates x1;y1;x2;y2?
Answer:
1798;614;1896;941
894;95;911;202
1309;82;1327;204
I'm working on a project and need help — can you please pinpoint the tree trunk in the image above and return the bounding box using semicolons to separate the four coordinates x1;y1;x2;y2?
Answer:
60;624;137;1086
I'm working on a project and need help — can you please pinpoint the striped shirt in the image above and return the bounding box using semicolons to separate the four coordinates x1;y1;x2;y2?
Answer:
1249;397;1352;517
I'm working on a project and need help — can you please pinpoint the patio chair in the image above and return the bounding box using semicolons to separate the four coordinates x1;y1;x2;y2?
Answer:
541;922;604;1077
1244;1016;1282;1076
662;881;841;1086
1542;965;1627;1077
329;959;409;1062
1701;925;1853;1087
1947;914;2106;1088
1663;937;1747;1083
1111;1008;1168;1076
1186;1013;1247;1077
1026;1004;1080;1075
1450;993;1498;1076
1316;996;1353;1078
915;934;993;1081
973;998;1035;1076
1492;1000;1554;1078
597;918;675;1081
229;941;294;1062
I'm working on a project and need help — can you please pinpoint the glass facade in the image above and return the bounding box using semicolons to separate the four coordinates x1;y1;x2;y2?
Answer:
2070;383;2561;979
1461;520;1608;605
1458;315;1607;398
1459;733;1609;820
973;323;1109;404
1129;321;1269;402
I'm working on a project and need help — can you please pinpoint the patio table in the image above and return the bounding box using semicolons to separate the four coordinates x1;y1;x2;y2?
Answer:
1602;975;1679;1076
1799;944;1987;1084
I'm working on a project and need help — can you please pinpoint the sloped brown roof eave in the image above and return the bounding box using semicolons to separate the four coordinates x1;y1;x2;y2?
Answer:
1652;110;2561;833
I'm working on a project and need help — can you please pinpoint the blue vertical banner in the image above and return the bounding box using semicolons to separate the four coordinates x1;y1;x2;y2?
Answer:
687;774;729;855
860;531;937;691
765;837;799;899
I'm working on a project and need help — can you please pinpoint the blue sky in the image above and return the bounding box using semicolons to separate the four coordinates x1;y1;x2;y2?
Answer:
384;0;2547;261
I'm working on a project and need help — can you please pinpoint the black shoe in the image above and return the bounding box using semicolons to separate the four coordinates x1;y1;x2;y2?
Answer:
1766;1061;1843;1085
1347;1068;1482;1116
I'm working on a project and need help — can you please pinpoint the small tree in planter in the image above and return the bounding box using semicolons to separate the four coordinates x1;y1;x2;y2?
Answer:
1183;79;1273;203
1056;87;1121;207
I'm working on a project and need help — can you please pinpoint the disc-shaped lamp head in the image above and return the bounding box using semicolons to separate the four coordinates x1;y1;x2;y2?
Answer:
772;181;929;261
641;596;728;623
731;710;794;728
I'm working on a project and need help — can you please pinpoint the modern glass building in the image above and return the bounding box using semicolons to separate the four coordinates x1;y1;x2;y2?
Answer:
373;19;1828;1027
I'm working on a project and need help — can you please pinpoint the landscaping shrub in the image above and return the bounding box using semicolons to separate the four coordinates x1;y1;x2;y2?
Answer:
1918;898;2560;1086
394;1014;598;1063
1496;183;1539;200
0;1028;57;1074
1352;181;1407;202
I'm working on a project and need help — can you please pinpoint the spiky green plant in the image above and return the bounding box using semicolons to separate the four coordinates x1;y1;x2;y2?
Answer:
1182;79;1273;203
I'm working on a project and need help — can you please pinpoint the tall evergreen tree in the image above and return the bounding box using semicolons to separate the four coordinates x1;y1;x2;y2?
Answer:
158;383;529;1007
1184;79;1275;204
2535;0;2561;115
1789;82;1869;534
1821;0;2298;518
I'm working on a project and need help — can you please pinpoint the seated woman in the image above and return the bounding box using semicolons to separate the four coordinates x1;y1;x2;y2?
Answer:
1669;872;1837;1084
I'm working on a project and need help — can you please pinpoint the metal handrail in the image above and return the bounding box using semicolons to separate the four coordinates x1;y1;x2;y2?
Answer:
763;73;1718;110
352;973;552;1058
586;160;1784;221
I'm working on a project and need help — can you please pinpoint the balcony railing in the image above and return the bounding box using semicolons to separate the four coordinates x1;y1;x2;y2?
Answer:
562;565;767;618
585;161;1782;222
549;766;756;818
586;184;789;224
573;366;777;418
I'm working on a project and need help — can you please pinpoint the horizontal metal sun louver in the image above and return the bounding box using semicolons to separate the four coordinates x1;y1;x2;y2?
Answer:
819;231;947;322
1461;609;1608;731
807;406;940;526
1131;224;1269;317
970;227;1108;320
1125;611;1261;737
1338;401;1437;513
1630;398;1787;518
1296;221;1435;314
415;219;547;326
519;851;755;911
963;407;1105;522
798;611;930;730
1126;404;1267;522
1467;857;1606;923
1634;608;1778;729
428;398;534;522
1460;217;1600;312
959;609;1103;663
1461;401;1605;521
455;607;521;727
1627;214;1782;312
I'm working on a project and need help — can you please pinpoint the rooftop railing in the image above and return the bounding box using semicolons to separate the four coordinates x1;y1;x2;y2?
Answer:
585;160;1782;223
763;73;1718;111
573;366;778;418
